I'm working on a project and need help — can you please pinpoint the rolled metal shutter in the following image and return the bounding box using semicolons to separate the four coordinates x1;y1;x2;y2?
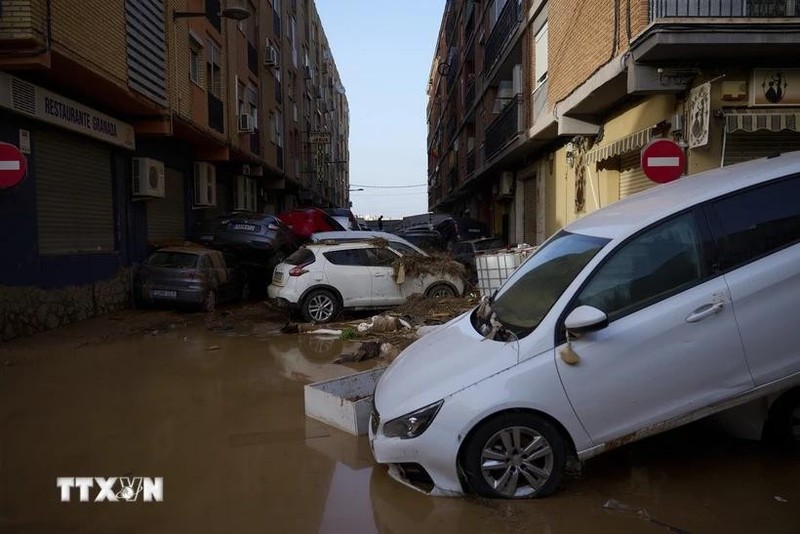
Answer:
724;131;800;166
35;129;113;254
147;167;186;243
619;151;655;199
523;177;537;244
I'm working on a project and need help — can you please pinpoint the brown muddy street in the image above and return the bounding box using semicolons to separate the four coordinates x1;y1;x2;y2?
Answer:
1;307;799;534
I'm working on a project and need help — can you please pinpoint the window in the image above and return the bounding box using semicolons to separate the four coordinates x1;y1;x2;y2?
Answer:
575;213;707;321
247;86;258;126
390;242;423;256
237;79;246;116
290;16;298;67
275;111;284;148
366;248;399;267
205;41;222;97
534;22;548;88
707;175;800;270
324;249;368;266
189;35;203;85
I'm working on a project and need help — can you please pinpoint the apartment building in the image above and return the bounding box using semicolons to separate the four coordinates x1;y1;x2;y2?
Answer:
427;0;800;246
0;0;348;340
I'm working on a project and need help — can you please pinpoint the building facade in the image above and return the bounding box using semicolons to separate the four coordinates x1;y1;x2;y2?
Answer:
427;0;800;246
0;0;349;340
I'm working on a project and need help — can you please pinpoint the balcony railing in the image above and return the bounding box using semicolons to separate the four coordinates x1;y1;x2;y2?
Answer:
650;0;798;18
207;93;224;133
484;0;522;72
485;95;521;161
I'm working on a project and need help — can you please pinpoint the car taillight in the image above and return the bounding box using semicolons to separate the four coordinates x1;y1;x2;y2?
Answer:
289;261;312;276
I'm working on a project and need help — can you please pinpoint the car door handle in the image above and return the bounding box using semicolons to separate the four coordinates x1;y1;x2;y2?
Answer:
374;273;386;278
685;302;724;323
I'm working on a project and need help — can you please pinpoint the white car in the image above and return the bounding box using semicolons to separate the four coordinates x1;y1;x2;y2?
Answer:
311;230;428;257
268;241;464;323
370;151;800;499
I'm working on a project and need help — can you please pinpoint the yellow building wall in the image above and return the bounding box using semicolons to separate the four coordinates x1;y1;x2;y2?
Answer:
0;0;47;42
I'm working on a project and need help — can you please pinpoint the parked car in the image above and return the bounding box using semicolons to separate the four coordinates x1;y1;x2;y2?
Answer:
268;241;464;323
451;236;507;285
394;228;448;254
212;212;298;262
324;207;359;230
433;216;492;251
277;207;346;241
370;152;800;499
311;230;428;257
136;246;245;311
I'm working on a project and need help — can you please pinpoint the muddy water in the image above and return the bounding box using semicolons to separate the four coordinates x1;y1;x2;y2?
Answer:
1;310;799;534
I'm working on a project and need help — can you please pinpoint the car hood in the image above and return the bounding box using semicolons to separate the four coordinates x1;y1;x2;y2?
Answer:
374;311;520;419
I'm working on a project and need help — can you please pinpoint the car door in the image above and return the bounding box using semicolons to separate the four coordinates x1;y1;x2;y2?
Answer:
364;247;403;306
321;249;373;307
555;211;754;444
704;175;800;385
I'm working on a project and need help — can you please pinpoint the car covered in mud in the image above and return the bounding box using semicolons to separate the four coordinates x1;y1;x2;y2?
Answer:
268;241;465;323
369;151;800;499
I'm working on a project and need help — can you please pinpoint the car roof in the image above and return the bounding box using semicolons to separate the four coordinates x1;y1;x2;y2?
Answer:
311;230;429;255
304;241;392;252
567;151;800;241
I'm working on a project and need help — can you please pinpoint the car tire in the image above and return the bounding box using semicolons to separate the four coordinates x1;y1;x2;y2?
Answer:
462;413;566;499
426;283;456;299
301;289;340;323
764;388;800;449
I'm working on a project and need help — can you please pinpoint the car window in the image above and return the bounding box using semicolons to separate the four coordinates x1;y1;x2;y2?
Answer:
147;252;199;268
491;231;609;335
389;242;422;256
365;247;398;267
200;256;213;270
706;175;800;270
324;249;369;266
286;248;315;265
575;212;707;321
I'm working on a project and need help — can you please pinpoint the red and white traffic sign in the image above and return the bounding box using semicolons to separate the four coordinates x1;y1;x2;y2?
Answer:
640;139;685;184
0;142;28;190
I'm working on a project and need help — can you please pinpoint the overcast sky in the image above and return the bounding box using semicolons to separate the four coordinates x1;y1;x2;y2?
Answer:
315;0;446;220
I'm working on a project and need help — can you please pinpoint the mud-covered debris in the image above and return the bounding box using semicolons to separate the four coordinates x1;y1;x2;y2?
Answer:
357;314;410;333
775;495;788;503
207;345;220;351
393;253;465;279
367;237;389;248
333;341;382;364
392;293;477;320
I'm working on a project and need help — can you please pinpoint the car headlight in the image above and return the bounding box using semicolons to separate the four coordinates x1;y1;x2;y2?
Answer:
382;400;443;439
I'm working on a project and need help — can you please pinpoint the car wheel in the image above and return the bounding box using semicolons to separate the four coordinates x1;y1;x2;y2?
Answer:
765;389;800;448
301;289;340;323
462;413;566;499
426;283;456;299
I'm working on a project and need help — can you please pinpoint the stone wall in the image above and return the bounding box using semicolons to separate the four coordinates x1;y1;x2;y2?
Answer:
0;269;131;342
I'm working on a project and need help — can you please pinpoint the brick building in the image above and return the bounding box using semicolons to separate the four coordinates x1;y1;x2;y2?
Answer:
0;0;349;340
427;0;800;246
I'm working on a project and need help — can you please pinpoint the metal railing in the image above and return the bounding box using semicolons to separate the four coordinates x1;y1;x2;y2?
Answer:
485;95;520;161
650;0;798;18
484;0;522;72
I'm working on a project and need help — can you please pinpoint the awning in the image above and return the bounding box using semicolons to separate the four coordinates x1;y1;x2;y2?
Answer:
725;110;800;134
584;127;652;165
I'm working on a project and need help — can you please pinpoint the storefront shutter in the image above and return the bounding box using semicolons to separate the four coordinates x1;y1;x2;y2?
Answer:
724;131;800;166
147;167;186;243
523;176;537;244
619;151;655;199
35;129;114;254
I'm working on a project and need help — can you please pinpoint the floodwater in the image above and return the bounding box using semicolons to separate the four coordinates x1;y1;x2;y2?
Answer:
1;307;799;534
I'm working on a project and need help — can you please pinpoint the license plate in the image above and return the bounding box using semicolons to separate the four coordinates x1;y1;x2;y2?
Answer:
152;289;177;298
233;224;257;231
272;271;285;284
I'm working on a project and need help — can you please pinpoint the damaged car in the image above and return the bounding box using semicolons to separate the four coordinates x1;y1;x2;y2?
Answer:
268;241;464;323
370;151;800;499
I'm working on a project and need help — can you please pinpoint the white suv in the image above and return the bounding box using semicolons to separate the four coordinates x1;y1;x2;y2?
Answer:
370;151;800;499
268;241;464;323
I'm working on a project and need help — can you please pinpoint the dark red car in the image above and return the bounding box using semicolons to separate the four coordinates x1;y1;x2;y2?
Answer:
277;207;345;241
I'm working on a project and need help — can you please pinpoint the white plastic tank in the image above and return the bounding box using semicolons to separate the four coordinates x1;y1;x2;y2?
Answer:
475;246;537;297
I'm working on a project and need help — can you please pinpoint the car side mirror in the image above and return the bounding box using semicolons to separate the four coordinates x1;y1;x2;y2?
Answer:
564;305;609;335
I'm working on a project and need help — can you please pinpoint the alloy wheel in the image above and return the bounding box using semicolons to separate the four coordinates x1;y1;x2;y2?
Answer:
307;293;335;322
480;426;555;498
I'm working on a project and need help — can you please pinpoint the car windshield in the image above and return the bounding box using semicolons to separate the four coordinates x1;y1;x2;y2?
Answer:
490;231;609;335
147;252;199;269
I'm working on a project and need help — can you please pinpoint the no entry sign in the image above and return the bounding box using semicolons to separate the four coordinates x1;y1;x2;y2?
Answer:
0;142;28;189
640;139;685;184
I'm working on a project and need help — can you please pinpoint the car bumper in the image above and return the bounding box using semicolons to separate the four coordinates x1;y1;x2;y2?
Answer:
142;286;206;305
267;283;302;308
369;409;465;497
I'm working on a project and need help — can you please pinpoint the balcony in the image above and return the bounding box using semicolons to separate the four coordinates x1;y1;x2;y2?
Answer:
633;0;800;62
208;93;224;133
250;128;261;155
484;95;521;161
206;0;221;32
484;0;521;73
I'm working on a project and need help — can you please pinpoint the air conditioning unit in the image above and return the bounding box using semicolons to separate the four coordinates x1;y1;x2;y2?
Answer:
234;176;257;212
264;44;278;67
193;162;217;208
238;113;254;133
497;171;515;198
131;157;165;198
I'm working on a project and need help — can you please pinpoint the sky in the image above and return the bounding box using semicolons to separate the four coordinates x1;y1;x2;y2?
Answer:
315;0;447;220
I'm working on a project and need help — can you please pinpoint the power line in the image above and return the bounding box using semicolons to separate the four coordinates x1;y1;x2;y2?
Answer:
350;183;427;189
